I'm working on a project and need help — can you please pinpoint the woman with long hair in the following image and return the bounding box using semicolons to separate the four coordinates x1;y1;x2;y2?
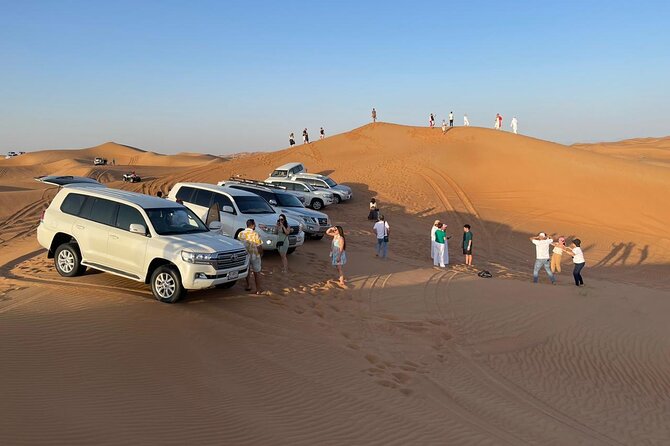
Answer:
276;213;291;273
326;225;347;286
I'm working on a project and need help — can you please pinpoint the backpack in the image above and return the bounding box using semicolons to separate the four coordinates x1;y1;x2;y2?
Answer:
477;270;493;278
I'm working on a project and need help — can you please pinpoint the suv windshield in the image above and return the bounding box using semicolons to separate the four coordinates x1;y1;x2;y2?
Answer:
324;178;337;187
271;170;288;177
275;192;304;207
145;207;209;235
234;195;275;214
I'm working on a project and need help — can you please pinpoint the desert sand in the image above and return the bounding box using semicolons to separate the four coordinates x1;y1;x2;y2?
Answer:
1;124;669;445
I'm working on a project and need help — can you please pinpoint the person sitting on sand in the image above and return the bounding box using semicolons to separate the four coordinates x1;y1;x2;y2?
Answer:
327;226;347;287
238;219;263;294
551;236;566;273
431;220;441;260
368;198;379;220
530;232;556;284
564;238;586;287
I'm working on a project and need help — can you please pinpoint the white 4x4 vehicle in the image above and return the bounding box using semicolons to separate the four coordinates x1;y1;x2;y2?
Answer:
168;183;305;253
291;173;353;204
37;185;249;303
263;178;334;210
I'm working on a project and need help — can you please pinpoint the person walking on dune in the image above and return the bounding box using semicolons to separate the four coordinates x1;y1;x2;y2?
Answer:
372;108;377;123
564;238;586;286
303;128;310;144
373;215;390;259
442;120;447;134
463;224;473;266
320;127;325;140
494;114;500;130
289;132;295;146
431;220;440;259
449;111;454;127
497;113;503;130
327;226;347;287
511;117;518;134
551;236;566;273
429;113;435;128
434;223;447;267
463;114;470;126
531;232;556;284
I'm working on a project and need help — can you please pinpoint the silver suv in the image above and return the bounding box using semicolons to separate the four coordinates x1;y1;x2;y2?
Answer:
291;173;353;204
264;178;334;210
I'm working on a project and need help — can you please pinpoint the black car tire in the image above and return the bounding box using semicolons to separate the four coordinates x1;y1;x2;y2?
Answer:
311;199;324;210
333;195;341;204
54;243;87;277
151;265;186;303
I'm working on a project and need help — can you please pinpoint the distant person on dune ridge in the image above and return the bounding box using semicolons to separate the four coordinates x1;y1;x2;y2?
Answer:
511;117;518;134
530;232;556;284
372;108;377;123
442;120;447;134
463;224;473;266
431;220;440;259
303;128;310;144
449;111;454;127
564;238;586;286
327;225;347;287
320;127;325;140
429;113;435;128
434;223;447;267
498;113;503;130
156;191;163;198
551;236;566;273
373;214;390;259
463;114;470;126
289;132;295;146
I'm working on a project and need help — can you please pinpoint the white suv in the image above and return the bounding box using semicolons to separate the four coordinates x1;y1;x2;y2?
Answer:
263;178;334;210
168;183;305;253
37;185;249;303
291;173;353;204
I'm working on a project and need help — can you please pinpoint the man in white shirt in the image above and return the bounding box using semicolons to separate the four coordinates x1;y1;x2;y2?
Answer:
373;215;390;258
530;232;556;284
511;117;518;134
463;114;470;126
430;220;440;259
565;238;586;286
448;111;454;127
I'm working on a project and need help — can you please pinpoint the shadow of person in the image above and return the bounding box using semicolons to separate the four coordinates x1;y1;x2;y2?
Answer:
611;242;635;266
594;242;625;267
637;245;649;265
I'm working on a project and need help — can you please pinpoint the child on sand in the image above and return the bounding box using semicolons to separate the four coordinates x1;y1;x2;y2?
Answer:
564;239;586;286
327;226;347;286
463;224;473;266
442;120;447;134
551;237;566;273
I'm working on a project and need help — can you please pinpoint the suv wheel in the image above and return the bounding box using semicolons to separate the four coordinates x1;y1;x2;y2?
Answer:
311;199;324;210
54;243;87;277
151;265;185;303
333;195;341;204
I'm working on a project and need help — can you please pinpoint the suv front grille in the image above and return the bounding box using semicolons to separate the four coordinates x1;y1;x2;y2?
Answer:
318;218;328;226
289;225;300;235
216;249;248;270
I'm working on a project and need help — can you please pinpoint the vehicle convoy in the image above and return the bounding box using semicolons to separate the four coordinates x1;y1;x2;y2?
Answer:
218;178;330;239
290;173;353;204
123;172;141;183
37;185;249;303
168;182;305;252
93;157;107;166
263;178;334;210
268;162;307;179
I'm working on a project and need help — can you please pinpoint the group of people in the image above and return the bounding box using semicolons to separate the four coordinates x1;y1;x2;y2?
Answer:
289;127;326;146
530;233;586;286
430;221;473;268
426;112;519;134
494;113;519;134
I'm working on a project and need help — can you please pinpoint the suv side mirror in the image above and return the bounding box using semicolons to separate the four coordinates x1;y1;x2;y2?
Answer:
129;224;147;235
222;205;234;214
209;221;222;231
269;199;277;206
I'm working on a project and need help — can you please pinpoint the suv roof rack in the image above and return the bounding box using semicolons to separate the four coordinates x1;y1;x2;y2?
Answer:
227;177;288;190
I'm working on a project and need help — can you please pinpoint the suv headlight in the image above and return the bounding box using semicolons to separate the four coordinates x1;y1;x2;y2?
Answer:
257;223;277;235
299;223;305;232
181;251;216;264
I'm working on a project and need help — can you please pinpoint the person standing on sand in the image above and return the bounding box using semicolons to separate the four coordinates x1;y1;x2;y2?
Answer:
551;236;566;273
429;113;435;128
441;120;447;134
289;133;295;146
431;220;440;259
372;108;377;123
276;213;291;273
156;191;163;198
530;232;556;284
238;219;264;294
327;226;347;286
494;114;500;129
511;117;518;134
320;127;325;140
449;111;454;127
373;215;390;259
463;114;470;126
498;113;503;130
434;223;447;267
463;224;473;266
303;128;310;144
564;238;586;286
368;198;379;220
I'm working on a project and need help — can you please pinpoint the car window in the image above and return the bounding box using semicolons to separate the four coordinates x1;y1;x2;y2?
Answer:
211;192;235;213
276;192;303;207
192;189;213;207
324;178;337;187
234;196;275;214
175;186;195;203
89;198;119;226
60;193;87;216
271;169;287;177
116;204;146;232
145;207;208;235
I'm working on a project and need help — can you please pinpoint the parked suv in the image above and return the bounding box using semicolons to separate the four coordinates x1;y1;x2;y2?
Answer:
263;178;334;210
93;157;107;166
218;179;330;239
291;173;353;204
37;185;249;303
268;162;306;179
168;182;305;252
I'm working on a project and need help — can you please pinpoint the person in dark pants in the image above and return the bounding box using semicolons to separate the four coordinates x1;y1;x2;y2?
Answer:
565;238;586;286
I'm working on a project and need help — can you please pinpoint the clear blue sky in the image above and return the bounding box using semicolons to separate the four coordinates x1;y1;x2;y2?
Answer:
2;0;669;154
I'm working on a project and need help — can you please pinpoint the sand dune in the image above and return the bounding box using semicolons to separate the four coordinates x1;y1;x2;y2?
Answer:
573;136;670;166
1;124;669;445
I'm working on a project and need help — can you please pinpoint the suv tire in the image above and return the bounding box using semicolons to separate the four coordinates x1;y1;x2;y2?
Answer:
151;265;185;303
311;198;324;210
54;243;87;277
333;195;341;204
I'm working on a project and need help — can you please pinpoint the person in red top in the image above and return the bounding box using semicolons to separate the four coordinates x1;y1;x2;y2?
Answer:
497;114;503;129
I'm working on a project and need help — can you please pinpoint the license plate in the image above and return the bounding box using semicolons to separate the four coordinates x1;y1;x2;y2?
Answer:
228;271;239;280
289;236;297;244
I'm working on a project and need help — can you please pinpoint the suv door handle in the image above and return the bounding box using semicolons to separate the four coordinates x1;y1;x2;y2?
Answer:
109;234;119;240
75;224;85;230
